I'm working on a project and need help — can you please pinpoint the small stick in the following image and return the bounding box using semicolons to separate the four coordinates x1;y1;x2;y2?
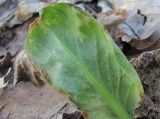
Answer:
49;103;68;119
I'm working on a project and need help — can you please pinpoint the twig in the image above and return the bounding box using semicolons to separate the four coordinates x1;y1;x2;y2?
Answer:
84;4;98;18
49;103;68;119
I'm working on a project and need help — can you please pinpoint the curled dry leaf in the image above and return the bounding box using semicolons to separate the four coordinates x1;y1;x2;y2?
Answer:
0;16;38;73
98;0;160;51
0;0;48;28
0;67;10;90
13;50;44;86
0;52;12;86
15;1;47;22
97;9;127;26
97;0;113;12
0;0;6;5
0;77;7;89
0;52;12;78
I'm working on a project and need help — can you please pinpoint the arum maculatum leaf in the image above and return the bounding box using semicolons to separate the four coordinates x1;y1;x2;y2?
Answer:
26;3;143;119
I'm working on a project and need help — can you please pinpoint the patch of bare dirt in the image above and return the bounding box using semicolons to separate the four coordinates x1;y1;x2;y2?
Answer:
131;49;160;119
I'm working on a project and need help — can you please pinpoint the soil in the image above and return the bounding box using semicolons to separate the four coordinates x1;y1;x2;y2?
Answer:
131;49;160;119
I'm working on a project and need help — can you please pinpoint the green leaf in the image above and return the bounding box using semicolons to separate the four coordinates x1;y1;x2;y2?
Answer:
26;3;143;119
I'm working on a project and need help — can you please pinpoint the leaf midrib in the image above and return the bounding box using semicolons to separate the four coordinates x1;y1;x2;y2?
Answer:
43;24;132;119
